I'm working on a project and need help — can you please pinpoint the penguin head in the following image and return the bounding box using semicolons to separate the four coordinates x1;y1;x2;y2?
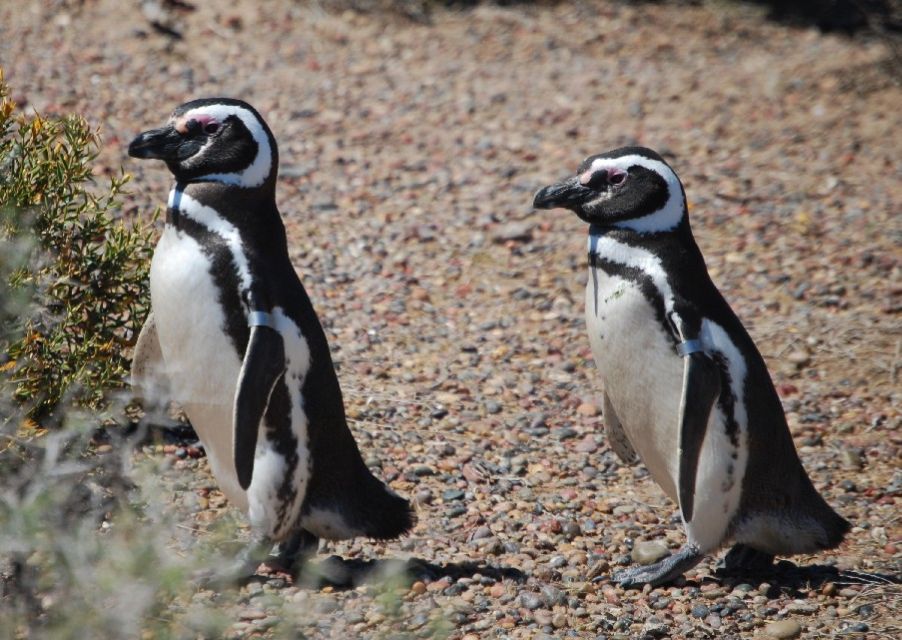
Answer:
533;146;687;233
128;98;278;189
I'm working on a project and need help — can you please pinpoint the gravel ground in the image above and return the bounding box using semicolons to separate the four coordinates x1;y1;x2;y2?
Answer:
2;1;900;638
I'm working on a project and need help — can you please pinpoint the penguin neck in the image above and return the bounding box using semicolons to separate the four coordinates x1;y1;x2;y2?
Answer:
588;215;695;249
167;181;277;229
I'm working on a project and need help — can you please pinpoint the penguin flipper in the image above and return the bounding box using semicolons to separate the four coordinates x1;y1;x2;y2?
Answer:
603;392;638;464
677;350;721;523
130;311;171;408
234;324;285;490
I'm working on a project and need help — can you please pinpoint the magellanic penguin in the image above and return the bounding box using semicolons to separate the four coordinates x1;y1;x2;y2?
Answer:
533;146;849;587
128;98;415;581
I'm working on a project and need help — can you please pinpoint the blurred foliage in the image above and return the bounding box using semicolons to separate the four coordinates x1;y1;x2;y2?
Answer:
0;68;156;421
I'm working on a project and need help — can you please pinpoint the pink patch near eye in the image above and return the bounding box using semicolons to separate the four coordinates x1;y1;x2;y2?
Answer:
193;114;218;127
175;113;218;134
608;170;626;185
579;169;596;186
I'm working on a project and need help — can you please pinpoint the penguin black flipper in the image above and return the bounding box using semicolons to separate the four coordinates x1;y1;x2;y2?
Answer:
234;323;285;490
677;349;721;523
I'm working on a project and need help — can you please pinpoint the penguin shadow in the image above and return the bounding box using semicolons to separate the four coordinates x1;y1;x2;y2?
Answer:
117;423;526;591
256;555;526;592
713;559;901;598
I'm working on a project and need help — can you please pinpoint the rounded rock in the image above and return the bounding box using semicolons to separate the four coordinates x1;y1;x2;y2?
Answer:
764;619;803;639
632;540;670;566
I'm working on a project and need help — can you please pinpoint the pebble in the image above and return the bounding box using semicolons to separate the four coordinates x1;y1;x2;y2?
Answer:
840;448;863;470
520;592;543;610
764;619;803;639
575;435;599;453
632;541;669;565
691;604;709;619
785;602;818;614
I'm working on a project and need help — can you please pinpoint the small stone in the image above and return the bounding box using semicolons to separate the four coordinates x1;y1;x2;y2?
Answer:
691;604;709;619
785;602;818;614
533;610;552;626
840;449;862;470
410;581;427;596
472;525;492;540
485;400;502;414
705;613;722;629
520;592;543;610
540;585;565;607
491;221;534;243
632;541;670;565
556;427;578;440
239;608;266;620
442;489;465;501
764;619;803;639
576;402;599;416
551;613;567;629
574;434;598;452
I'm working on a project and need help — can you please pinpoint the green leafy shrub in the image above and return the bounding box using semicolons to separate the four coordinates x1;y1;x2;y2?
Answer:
0;68;156;421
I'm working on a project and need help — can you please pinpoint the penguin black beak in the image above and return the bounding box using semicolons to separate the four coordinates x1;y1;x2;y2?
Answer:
127;126;186;161
533;177;594;210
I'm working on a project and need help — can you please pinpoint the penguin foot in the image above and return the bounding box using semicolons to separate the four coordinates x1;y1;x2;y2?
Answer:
196;537;273;588
721;543;774;574
612;544;703;588
271;529;319;573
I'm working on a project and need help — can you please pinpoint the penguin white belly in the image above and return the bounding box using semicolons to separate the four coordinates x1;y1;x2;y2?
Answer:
149;226;249;510
586;269;750;552
585;272;683;501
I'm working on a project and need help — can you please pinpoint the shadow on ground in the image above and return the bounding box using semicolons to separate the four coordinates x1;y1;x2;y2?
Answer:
256;555;526;590
714;560;901;597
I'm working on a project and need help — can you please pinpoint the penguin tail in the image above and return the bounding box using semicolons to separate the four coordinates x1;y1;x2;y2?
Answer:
813;500;851;551
301;469;416;542
355;473;417;540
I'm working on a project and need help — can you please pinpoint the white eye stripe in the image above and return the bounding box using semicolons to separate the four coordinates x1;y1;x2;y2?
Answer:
589;154;685;233
181;104;273;188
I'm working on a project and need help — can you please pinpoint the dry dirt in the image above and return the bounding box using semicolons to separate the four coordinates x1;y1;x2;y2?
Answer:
1;1;900;638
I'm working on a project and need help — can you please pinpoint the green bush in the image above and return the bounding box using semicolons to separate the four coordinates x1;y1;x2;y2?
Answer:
0;68;156;421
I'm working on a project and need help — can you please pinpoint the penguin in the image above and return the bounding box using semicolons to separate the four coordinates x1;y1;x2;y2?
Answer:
533;146;849;587
127;98;415;582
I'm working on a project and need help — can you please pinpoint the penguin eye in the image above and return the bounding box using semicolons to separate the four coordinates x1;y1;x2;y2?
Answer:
608;170;627;186
203;122;219;134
